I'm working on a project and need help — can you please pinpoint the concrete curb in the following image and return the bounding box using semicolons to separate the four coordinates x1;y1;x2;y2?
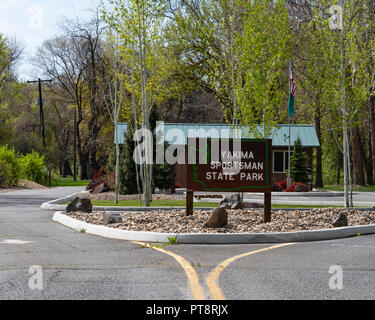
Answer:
52;211;375;244
40;191;89;211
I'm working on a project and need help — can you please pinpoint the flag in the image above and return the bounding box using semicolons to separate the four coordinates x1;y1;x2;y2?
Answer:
288;61;296;117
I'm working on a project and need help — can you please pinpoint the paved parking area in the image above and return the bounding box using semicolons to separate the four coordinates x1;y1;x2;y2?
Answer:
1;188;374;300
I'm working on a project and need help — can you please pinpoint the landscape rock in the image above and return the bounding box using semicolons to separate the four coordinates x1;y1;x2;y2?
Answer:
203;207;228;229
333;212;348;227
220;194;243;210
102;213;123;225
66;197;93;213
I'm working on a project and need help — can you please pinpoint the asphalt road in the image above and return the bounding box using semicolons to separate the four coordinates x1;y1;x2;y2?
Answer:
1;187;375;300
243;191;375;207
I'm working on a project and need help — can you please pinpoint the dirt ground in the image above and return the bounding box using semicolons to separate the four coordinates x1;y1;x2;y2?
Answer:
0;179;47;193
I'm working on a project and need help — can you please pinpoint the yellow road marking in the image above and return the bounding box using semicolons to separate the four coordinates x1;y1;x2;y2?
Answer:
206;243;295;300
133;241;205;300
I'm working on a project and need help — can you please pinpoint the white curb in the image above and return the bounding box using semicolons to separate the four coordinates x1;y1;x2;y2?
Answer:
52;211;375;244
40;191;89;211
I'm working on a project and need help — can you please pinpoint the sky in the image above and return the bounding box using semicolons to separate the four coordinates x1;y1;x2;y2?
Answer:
0;0;101;81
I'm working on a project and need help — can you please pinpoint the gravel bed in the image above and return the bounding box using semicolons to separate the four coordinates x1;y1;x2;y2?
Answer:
65;208;375;234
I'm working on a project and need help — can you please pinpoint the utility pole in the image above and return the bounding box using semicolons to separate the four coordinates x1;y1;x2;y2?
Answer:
27;78;53;147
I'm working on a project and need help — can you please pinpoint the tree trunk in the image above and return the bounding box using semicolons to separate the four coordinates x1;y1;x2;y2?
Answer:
362;145;371;185
367;125;374;185
350;125;365;186
369;96;375;184
314;109;323;188
79;153;89;180
62;159;73;177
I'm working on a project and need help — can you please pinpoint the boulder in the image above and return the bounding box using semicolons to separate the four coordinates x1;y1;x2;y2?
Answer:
332;212;348;228
220;194;244;210
203;207;228;229
66;197;93;213
102;213;123;225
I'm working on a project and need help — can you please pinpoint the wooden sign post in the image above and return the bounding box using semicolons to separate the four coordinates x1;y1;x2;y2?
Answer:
186;138;273;223
186;189;194;216
264;192;272;223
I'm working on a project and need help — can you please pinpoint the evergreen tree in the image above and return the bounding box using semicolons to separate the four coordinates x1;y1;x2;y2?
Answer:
290;137;309;183
119;124;139;195
150;107;172;192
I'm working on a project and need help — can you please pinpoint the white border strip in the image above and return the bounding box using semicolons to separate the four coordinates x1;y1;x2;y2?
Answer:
53;211;375;244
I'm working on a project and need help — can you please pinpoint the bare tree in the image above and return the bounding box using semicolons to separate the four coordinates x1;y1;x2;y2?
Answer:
33;11;108;179
101;31;129;204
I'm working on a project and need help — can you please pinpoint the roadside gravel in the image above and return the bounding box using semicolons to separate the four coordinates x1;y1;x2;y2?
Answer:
65;208;375;234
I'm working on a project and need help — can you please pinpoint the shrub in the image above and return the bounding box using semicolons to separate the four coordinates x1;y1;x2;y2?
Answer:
0;159;12;187
272;183;282;192
275;179;287;190
0;145;21;187
20;151;46;184
105;171;116;191
285;182;309;192
86;166;109;193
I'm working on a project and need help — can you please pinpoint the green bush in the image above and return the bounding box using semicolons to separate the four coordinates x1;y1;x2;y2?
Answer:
0;145;21;187
20;151;46;184
0;159;12;187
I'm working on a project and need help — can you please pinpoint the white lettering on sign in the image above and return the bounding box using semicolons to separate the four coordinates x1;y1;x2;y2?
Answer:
221;151;254;159
210;161;263;171
240;172;264;181
206;172;235;181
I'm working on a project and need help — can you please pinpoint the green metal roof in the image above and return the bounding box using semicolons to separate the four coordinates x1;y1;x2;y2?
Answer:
116;123;320;147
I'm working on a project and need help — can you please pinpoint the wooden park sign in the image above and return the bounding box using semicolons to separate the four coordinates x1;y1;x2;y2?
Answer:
185;138;273;222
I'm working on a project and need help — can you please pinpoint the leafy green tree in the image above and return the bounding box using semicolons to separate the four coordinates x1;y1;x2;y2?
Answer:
162;0;242;122
102;0;166;206
236;0;291;137
290;137;309;183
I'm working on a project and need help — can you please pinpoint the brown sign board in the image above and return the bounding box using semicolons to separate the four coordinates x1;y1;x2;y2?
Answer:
186;138;272;193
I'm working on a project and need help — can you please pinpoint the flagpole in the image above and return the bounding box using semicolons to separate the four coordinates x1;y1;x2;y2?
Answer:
288;115;291;188
287;60;292;188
